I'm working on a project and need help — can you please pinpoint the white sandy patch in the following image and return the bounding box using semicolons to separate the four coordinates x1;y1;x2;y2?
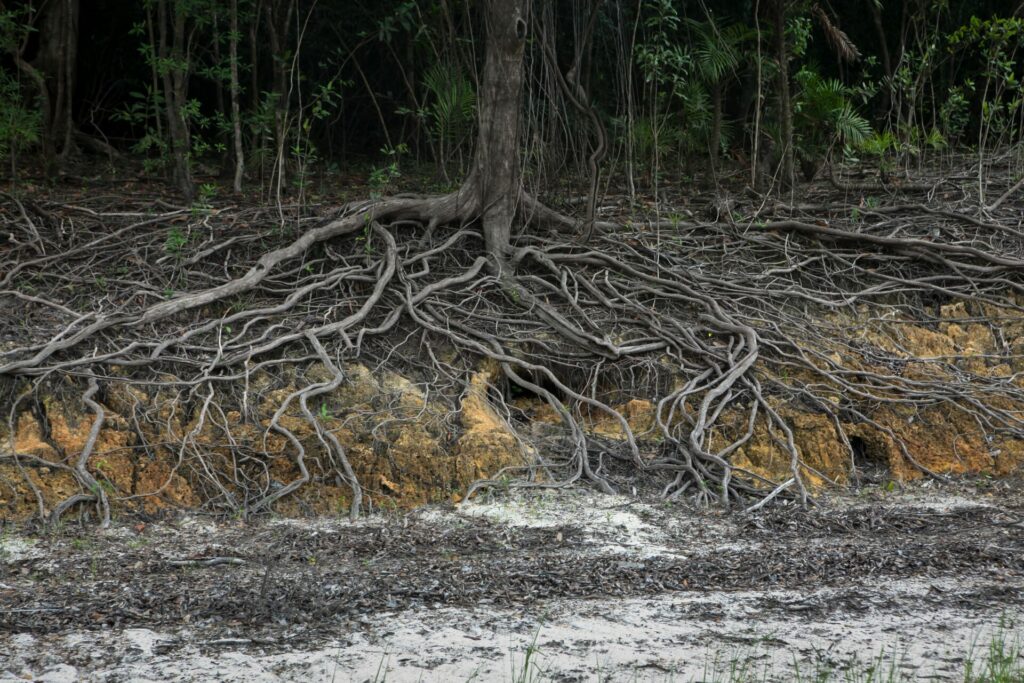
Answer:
2;577;1016;682
452;489;686;557
2;484;1018;682
0;535;44;563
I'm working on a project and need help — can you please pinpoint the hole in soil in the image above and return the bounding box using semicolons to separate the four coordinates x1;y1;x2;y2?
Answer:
850;435;889;482
507;372;565;404
850;436;868;464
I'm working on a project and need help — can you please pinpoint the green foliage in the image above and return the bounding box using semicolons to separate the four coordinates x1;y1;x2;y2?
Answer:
679;18;750;159
6;0;1024;192
293;77;346;193
398;60;476;176
113;88;170;174
421;62;475;155
121;91;168;172
181;98;227;161
197;182;218;205
792;66;871;171
948;16;1024;148
939;85;973;143
635;0;689;93
164;227;189;257
685;18;747;84
622;116;678;173
368;143;408;198
787;15;814;60
632;10;754;174
0;70;41;171
676;82;714;155
0;6;32;54
0;10;40;174
246;91;279;162
372;0;417;44
963;621;1024;683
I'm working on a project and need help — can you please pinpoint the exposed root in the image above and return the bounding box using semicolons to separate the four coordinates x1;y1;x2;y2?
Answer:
3;182;1024;522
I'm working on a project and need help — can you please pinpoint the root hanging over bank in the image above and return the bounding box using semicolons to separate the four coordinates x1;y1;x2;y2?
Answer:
3;182;1024;524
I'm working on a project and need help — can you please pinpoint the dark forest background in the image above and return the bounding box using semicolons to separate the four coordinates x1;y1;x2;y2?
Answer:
1;0;1023;201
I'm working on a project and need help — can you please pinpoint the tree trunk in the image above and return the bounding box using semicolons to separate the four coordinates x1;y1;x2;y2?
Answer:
709;81;722;182
463;0;529;266
146;4;164;144
229;0;245;193
15;0;79;176
158;0;195;202
867;0;893;118
772;0;795;190
266;0;293;195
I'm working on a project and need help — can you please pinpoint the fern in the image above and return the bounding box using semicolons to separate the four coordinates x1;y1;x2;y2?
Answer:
422;61;476;157
687;20;737;83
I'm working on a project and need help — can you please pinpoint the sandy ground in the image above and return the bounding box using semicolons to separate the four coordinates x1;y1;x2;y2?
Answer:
2;480;1023;681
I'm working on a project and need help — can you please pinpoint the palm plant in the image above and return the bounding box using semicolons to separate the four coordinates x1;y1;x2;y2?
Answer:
421;61;476;180
684;17;751;174
792;65;872;179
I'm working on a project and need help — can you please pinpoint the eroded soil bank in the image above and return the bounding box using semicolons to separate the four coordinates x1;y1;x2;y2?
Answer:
2;478;1022;681
7;172;1024;522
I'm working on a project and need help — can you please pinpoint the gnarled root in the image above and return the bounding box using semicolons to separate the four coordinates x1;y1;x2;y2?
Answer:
4;187;1024;521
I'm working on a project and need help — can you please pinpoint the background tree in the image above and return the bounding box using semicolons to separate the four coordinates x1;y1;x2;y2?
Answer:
0;0;78;175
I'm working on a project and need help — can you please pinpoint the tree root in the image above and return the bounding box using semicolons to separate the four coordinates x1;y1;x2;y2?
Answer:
3;186;1024;521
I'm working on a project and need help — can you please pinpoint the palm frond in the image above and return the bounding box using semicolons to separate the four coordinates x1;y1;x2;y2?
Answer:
833;103;871;145
812;4;861;63
422;61;476;145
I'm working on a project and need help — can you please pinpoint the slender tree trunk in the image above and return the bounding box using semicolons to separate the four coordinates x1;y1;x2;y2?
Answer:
229;0;245;193
867;0;893;118
772;0;795;190
158;0;195;201
463;0;529;265
250;0;261;109
44;0;79;165
709;81;722;182
211;8;226;118
146;5;164;143
266;0;293;194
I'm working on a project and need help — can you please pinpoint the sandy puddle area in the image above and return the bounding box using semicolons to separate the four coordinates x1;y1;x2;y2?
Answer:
2;481;1022;681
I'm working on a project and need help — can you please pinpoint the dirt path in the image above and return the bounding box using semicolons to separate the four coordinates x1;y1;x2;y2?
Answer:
2;480;1023;681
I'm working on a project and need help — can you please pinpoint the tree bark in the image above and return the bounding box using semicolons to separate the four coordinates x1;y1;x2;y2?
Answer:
772;0;795;190
463;0;529;266
157;0;195;202
12;0;79;175
709;81;722;181
229;0;245;193
867;0;893;118
265;0;293;194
